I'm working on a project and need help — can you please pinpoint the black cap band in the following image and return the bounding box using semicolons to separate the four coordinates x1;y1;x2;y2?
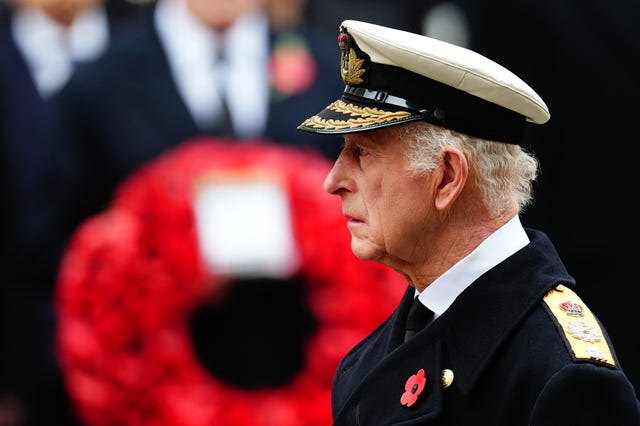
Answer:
342;62;527;143
344;86;447;126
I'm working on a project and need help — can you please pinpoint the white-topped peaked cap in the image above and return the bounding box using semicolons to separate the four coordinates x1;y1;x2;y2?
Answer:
297;20;550;144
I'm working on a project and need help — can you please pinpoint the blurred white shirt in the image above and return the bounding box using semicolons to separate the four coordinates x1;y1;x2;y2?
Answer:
11;5;110;98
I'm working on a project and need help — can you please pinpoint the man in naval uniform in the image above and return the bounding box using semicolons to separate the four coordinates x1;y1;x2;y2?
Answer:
297;19;640;425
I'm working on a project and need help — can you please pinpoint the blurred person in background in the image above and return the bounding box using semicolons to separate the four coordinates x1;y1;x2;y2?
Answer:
0;0;143;424
39;0;343;274
11;0;342;421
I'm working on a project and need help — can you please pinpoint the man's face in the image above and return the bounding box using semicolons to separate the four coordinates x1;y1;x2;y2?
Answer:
186;0;264;32
323;126;440;268
12;0;102;26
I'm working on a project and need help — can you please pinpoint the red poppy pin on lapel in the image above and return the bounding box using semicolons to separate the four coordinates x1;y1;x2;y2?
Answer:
400;369;427;407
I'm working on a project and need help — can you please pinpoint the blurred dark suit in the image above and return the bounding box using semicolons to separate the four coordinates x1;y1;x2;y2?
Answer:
0;0;146;294
0;2;144;424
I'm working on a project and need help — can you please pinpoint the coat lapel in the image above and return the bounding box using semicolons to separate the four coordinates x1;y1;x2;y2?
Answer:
441;229;574;394
121;9;200;144
334;335;446;425
332;229;575;425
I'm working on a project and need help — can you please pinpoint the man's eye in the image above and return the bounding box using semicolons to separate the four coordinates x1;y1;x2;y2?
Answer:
342;141;369;157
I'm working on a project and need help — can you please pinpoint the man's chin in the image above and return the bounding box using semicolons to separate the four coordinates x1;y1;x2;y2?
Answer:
350;240;381;262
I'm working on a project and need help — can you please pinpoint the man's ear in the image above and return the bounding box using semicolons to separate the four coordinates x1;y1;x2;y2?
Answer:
434;147;468;211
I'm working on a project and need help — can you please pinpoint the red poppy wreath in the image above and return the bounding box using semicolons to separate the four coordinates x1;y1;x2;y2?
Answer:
54;138;405;426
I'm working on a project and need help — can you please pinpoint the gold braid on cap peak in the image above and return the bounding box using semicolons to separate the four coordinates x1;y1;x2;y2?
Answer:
300;100;414;130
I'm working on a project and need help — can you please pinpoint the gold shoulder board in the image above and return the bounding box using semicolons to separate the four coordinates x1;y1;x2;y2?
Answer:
543;284;615;366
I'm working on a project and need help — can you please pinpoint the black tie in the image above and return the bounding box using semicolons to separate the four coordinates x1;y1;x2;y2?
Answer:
213;44;235;138
404;297;434;342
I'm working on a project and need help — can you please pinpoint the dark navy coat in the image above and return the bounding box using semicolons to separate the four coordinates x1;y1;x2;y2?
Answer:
332;229;640;425
0;3;141;424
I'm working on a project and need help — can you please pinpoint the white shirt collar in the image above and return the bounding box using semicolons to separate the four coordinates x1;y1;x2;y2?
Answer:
417;214;530;317
11;6;109;98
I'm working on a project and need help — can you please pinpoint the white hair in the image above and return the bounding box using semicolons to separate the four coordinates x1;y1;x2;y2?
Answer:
398;122;539;216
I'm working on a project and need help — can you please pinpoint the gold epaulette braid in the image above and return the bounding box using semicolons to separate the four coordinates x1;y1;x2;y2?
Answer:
543;284;615;366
